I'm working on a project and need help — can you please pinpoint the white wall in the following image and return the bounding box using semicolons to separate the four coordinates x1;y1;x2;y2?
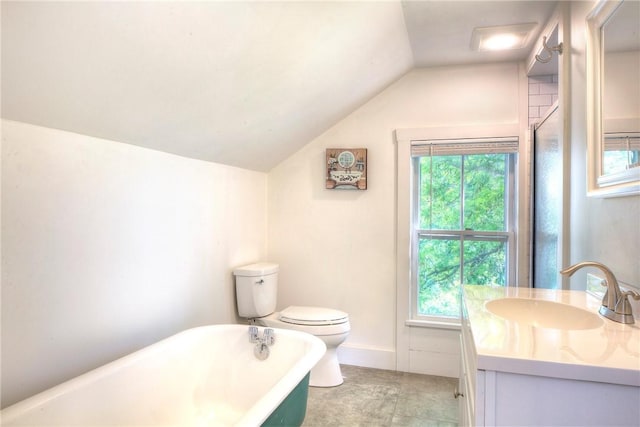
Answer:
268;63;524;374
604;50;640;123
568;1;640;289
1;120;267;407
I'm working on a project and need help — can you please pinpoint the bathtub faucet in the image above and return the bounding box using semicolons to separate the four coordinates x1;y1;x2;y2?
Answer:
248;326;275;345
248;326;275;360
560;261;640;324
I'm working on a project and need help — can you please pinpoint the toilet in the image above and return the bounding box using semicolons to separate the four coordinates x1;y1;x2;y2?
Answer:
233;262;350;387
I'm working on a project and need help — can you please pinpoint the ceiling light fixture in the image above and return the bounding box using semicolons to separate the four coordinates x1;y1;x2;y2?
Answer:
471;23;537;52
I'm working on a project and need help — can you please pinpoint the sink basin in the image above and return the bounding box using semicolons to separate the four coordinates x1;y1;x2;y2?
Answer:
485;298;604;330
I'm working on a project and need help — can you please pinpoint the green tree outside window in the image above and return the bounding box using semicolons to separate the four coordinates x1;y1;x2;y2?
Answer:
416;153;512;318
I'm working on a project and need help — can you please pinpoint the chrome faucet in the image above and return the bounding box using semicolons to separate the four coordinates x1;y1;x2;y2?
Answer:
248;326;275;360
560;261;640;324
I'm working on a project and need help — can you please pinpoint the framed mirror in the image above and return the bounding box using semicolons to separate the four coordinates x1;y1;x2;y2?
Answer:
586;0;640;197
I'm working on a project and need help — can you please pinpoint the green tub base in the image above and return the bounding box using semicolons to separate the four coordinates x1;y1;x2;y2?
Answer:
261;372;310;427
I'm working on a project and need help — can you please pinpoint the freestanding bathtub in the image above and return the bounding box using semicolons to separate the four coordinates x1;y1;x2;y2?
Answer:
1;324;326;426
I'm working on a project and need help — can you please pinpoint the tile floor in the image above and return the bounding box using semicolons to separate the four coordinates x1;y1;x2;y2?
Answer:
302;365;459;427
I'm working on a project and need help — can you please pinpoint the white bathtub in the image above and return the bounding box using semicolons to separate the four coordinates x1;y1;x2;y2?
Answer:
1;324;326;426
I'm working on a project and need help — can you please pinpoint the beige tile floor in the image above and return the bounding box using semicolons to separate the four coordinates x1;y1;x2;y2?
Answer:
302;365;459;427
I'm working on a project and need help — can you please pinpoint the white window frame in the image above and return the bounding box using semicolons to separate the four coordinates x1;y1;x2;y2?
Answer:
410;149;518;322
395;124;528;334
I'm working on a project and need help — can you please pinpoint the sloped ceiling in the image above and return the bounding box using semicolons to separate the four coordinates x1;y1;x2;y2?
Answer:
403;1;557;67
1;1;556;171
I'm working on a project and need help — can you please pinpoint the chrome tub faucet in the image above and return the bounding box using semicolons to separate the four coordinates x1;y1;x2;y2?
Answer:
248;326;275;360
560;261;640;324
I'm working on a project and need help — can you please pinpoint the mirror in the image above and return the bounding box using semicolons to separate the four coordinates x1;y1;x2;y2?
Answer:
586;0;640;197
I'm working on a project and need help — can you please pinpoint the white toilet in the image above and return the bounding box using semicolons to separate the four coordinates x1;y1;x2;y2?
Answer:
233;262;350;387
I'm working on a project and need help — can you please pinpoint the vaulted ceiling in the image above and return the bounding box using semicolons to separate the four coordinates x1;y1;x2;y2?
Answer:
1;1;557;171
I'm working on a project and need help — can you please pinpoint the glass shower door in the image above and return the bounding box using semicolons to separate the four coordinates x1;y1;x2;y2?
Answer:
533;105;563;289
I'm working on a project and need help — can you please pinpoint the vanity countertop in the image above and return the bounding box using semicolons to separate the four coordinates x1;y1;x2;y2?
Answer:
463;285;640;386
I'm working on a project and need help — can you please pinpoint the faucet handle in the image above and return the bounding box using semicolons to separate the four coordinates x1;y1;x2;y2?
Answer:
263;328;275;345
622;289;640;300
249;326;259;343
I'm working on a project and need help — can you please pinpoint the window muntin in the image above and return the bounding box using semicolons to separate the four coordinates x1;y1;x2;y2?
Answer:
411;146;516;321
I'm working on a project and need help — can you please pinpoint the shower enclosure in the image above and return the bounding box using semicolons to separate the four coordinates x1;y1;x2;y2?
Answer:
532;103;568;289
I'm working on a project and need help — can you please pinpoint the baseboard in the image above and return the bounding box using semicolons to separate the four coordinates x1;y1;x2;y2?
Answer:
337;342;460;378
337;343;396;371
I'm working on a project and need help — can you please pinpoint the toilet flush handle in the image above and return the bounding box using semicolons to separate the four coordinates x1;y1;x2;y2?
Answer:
256;279;264;285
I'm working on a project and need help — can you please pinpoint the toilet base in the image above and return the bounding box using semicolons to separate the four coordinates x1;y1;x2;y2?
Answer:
309;346;343;387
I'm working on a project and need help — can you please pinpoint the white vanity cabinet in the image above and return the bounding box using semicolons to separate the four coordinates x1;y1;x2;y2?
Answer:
458;313;476;427
460;285;640;427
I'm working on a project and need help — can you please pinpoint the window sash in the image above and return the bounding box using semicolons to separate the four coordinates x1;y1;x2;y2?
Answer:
412;232;513;321
410;150;517;321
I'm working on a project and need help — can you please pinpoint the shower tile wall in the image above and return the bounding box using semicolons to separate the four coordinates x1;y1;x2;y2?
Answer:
529;75;558;127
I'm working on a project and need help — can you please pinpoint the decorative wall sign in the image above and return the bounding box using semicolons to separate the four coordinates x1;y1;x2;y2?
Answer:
326;148;367;190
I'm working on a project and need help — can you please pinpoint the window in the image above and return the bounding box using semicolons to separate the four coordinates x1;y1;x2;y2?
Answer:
411;138;517;320
602;133;640;175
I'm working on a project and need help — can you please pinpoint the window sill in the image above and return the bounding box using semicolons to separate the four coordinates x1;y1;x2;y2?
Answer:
405;319;461;330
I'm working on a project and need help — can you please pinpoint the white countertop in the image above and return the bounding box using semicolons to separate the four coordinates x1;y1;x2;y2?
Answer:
463;285;640;386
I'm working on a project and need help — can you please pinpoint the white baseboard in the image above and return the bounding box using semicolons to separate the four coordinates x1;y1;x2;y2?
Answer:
337;341;460;378
337;343;396;371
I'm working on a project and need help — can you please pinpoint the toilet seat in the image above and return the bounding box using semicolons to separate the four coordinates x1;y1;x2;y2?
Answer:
279;306;349;326
258;310;350;337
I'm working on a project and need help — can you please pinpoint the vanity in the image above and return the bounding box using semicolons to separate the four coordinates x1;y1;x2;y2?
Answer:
459;285;640;426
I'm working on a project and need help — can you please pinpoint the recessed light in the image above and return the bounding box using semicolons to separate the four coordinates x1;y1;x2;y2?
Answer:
471;23;537;52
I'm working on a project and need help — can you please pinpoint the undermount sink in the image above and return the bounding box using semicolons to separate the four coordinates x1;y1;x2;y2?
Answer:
485;297;604;330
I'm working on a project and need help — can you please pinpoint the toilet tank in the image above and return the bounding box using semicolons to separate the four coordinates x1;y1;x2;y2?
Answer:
233;262;279;318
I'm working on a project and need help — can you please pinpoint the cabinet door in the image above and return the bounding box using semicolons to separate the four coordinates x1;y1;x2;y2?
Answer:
457;348;466;425
458;334;475;426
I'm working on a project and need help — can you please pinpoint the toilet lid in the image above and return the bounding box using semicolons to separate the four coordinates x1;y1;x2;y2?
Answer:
279;306;349;326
